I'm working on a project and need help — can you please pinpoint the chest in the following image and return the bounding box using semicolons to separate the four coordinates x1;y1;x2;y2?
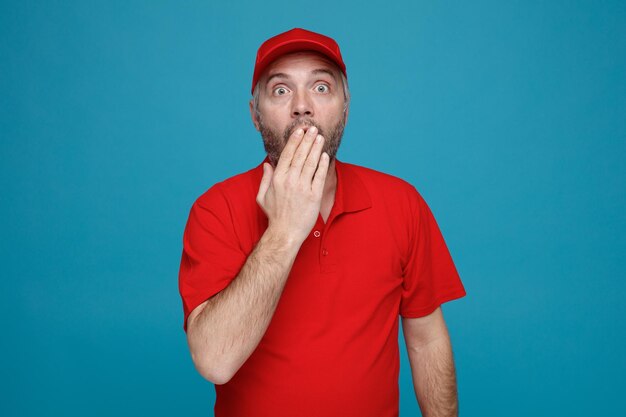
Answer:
320;192;335;224
320;200;332;223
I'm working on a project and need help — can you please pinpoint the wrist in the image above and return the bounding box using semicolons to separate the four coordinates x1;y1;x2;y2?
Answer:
263;225;303;253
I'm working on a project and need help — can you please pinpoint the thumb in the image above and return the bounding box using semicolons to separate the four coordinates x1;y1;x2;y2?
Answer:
257;162;273;200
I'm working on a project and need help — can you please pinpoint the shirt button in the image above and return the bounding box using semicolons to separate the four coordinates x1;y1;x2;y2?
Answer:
313;230;321;238
322;248;328;256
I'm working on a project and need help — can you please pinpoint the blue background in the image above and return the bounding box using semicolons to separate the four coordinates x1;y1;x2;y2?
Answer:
2;1;625;416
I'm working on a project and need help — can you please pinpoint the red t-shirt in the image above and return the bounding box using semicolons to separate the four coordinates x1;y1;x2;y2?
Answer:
179;156;466;417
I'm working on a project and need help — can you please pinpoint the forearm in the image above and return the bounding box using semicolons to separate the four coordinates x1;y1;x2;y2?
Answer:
187;226;301;383
407;336;459;417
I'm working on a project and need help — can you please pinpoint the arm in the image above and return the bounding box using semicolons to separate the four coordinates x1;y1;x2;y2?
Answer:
402;307;459;417
185;126;329;385
186;226;300;385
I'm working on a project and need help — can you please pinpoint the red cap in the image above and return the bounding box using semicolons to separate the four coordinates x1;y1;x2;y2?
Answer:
251;28;347;95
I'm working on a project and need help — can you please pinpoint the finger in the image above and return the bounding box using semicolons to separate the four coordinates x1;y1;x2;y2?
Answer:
256;162;273;203
275;128;305;175
301;134;324;182
311;152;330;195
289;126;318;175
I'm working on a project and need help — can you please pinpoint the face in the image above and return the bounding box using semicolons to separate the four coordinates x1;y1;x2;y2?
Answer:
250;51;349;167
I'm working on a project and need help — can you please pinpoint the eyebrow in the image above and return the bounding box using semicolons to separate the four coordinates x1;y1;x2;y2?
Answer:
311;68;338;82
265;68;338;87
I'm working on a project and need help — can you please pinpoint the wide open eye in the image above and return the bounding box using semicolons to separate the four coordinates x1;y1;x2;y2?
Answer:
273;86;289;96
315;84;329;93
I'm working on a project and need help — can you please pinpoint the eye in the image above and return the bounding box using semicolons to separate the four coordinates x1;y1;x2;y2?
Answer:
315;84;329;93
273;86;289;96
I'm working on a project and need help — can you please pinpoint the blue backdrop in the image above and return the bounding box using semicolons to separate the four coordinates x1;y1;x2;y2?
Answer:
2;1;624;416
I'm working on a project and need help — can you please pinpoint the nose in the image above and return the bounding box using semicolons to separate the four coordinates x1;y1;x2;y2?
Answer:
291;89;313;118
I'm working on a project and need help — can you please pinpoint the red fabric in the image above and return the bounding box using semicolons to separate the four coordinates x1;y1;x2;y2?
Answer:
178;155;466;417
251;28;347;95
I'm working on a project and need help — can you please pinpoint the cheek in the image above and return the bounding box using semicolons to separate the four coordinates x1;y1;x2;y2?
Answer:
321;102;346;124
319;96;344;112
259;107;289;127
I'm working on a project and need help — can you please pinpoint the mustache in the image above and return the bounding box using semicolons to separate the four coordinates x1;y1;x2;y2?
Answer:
283;118;324;140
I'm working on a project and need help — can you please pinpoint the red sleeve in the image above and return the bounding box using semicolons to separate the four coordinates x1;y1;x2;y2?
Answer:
399;186;466;318
178;183;247;333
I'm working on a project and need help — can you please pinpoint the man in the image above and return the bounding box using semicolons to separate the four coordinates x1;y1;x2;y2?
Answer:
179;28;467;417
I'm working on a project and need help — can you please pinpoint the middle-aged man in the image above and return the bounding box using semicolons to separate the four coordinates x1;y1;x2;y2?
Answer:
179;28;467;417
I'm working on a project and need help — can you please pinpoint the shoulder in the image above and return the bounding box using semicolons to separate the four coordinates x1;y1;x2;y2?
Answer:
340;160;423;203
195;164;261;210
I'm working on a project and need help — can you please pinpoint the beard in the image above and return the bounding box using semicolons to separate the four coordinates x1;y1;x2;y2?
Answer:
257;114;345;167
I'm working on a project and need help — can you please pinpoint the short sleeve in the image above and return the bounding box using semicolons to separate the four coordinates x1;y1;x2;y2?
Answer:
399;186;466;318
178;183;247;333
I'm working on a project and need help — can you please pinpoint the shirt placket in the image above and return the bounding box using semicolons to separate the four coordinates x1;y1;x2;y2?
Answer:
311;213;339;274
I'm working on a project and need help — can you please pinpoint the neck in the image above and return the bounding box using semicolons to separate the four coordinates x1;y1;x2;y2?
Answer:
323;158;338;200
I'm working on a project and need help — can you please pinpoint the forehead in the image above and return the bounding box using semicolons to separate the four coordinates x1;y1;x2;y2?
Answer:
262;51;342;80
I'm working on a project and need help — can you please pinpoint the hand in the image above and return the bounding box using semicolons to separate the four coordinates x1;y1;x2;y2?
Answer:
256;126;330;245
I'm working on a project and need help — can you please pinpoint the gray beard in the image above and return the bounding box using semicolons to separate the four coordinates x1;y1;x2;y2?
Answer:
257;115;345;167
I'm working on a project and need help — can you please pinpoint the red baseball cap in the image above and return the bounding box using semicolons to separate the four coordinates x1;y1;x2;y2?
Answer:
251;28;347;95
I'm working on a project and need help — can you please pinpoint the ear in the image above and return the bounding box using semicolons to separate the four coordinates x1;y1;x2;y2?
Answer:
249;99;260;131
343;105;350;125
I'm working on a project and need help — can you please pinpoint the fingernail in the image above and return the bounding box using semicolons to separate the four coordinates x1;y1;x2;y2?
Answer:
310;126;317;134
296;128;304;136
316;135;322;143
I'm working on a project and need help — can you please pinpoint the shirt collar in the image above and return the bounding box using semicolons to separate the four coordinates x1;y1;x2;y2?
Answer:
255;154;372;215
